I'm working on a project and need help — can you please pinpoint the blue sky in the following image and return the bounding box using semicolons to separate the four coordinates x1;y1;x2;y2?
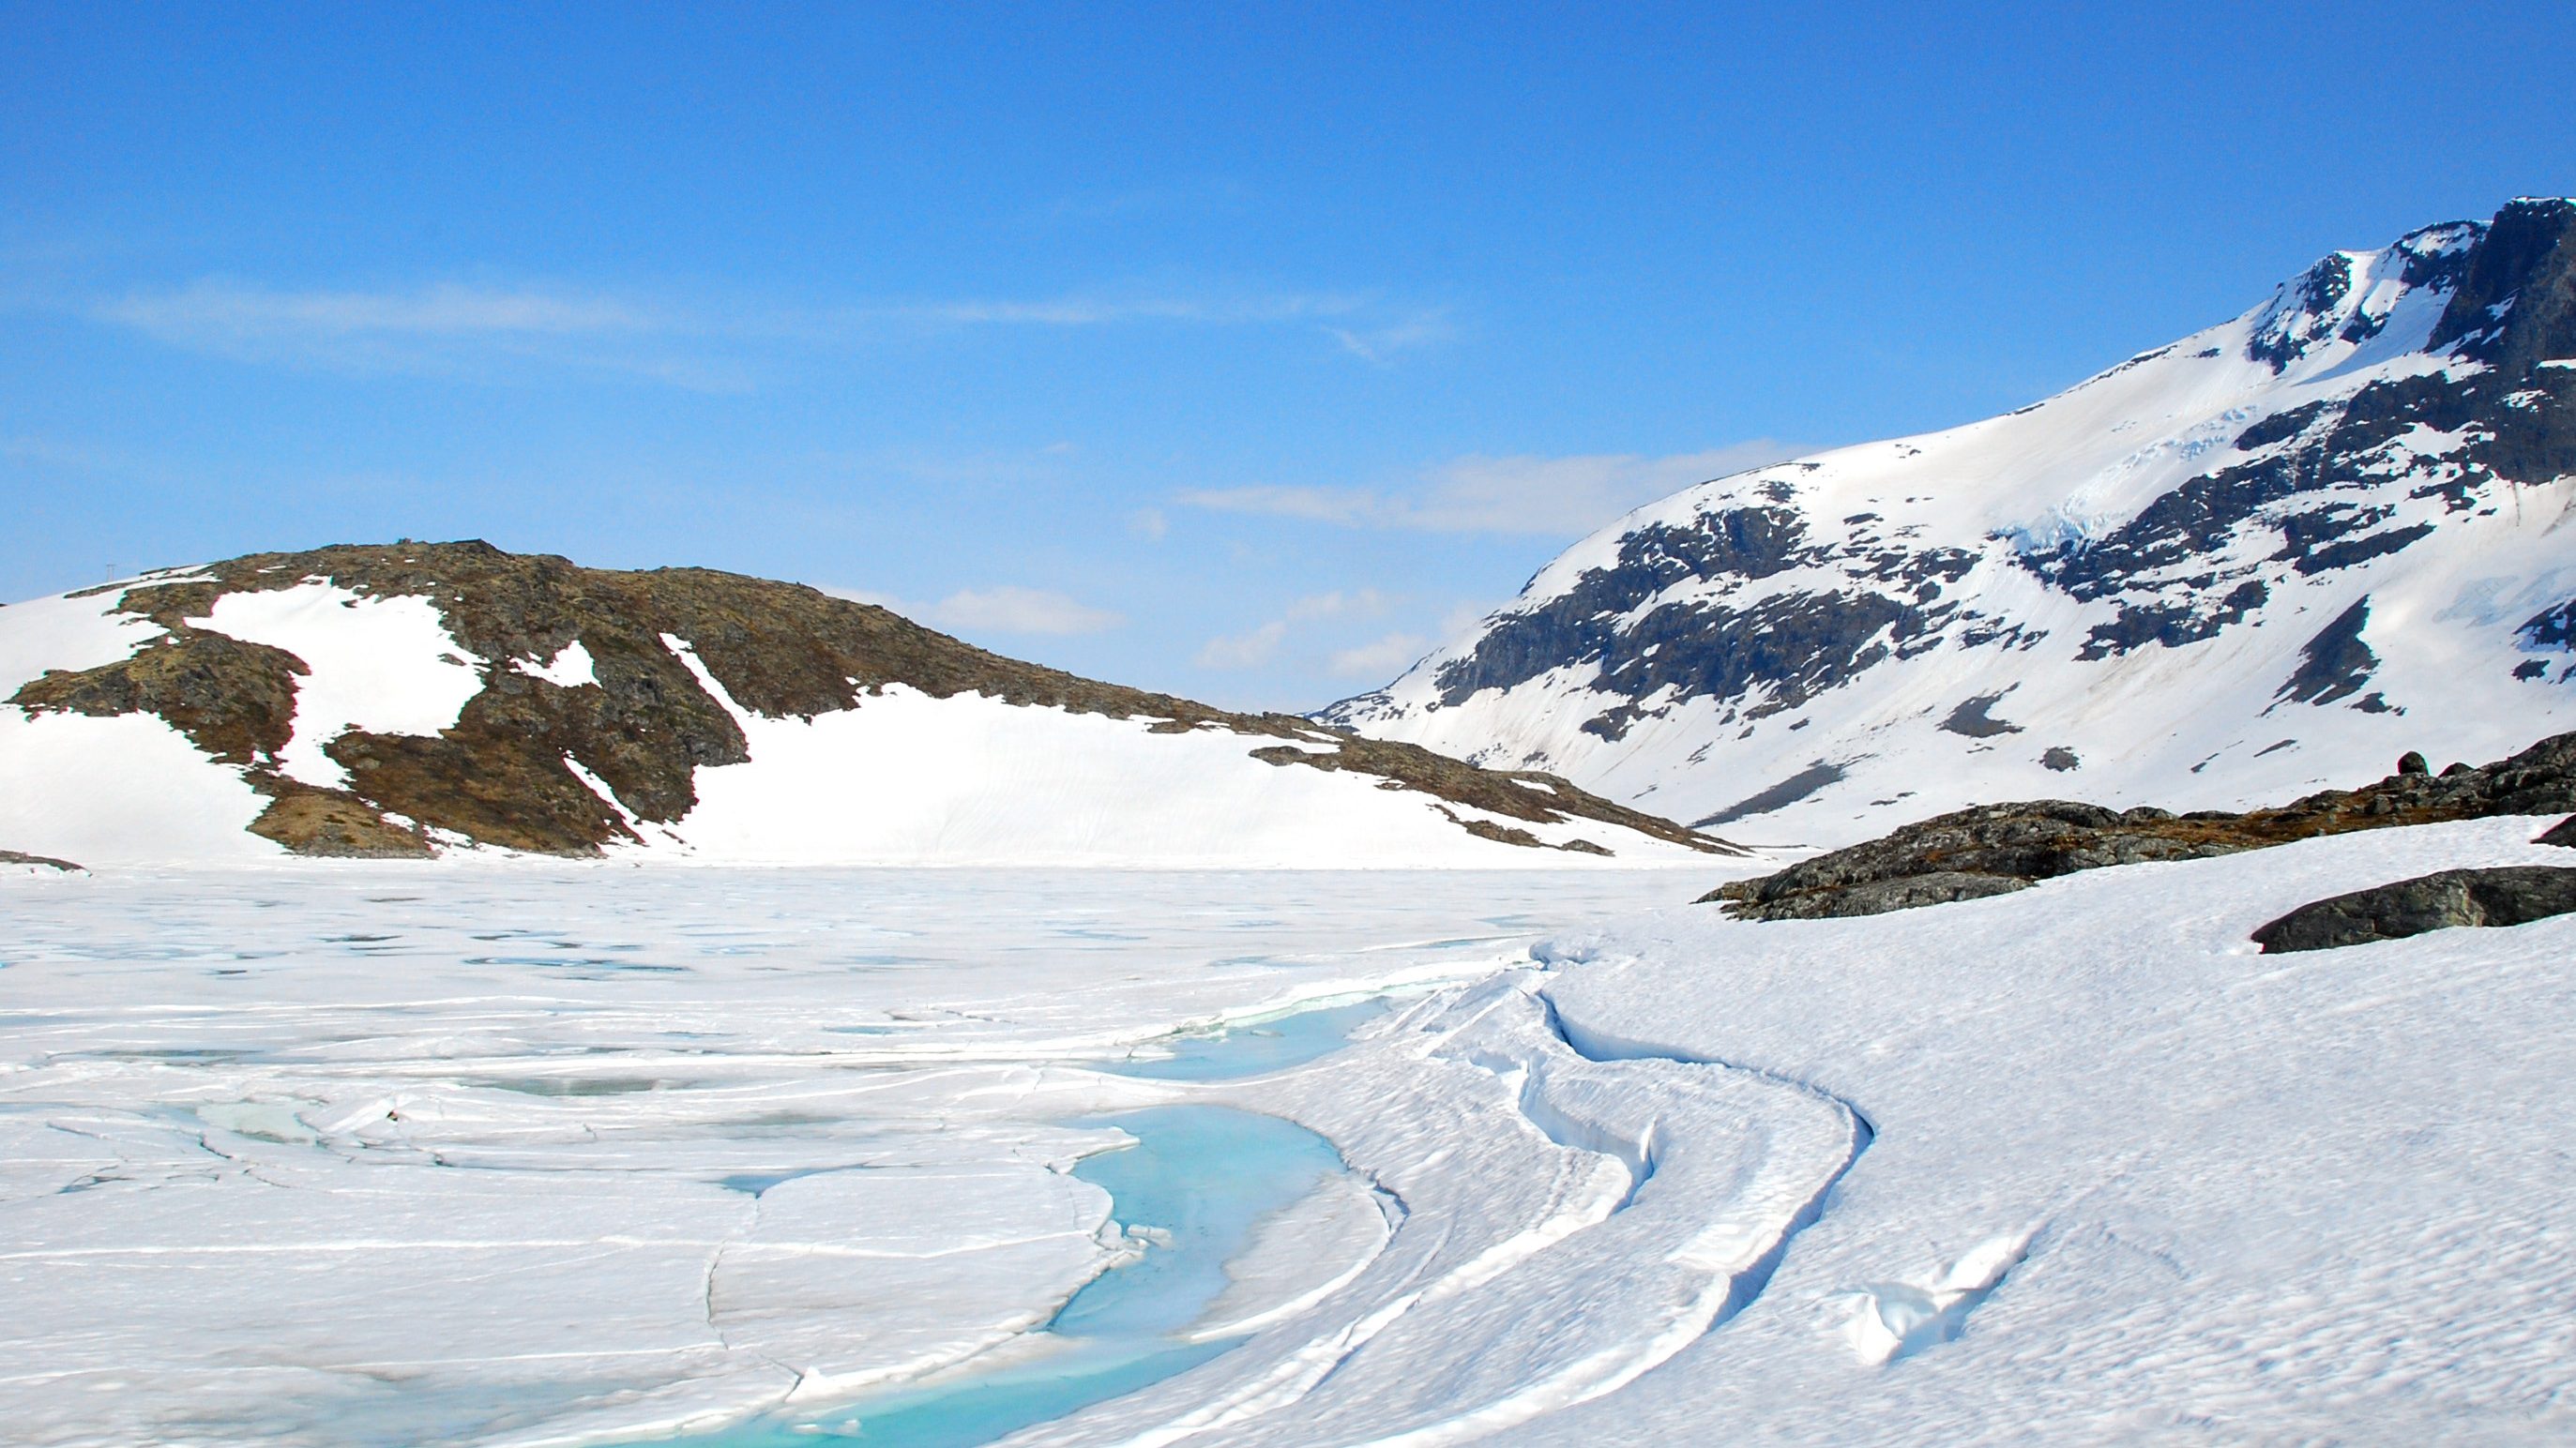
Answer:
6;3;2572;709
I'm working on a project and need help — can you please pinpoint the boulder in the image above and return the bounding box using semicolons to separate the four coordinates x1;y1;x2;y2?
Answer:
2251;867;2576;953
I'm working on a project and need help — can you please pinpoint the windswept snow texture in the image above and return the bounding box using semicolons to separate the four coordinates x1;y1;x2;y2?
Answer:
8;827;2573;1445
1331;201;2576;844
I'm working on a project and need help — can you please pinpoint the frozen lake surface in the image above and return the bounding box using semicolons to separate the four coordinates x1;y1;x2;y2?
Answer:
0;864;1713;1445
7;822;2574;1445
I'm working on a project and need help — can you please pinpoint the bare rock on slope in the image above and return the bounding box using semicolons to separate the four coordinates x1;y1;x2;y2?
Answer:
1709;732;2576;920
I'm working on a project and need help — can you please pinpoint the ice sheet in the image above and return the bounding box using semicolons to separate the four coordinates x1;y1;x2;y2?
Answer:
0;866;1711;1445
6;822;2569;1446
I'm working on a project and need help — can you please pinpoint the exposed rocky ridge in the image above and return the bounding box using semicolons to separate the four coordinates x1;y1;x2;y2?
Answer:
2251;866;2576;954
0;849;83;873
1707;732;2576;920
9;541;1733;859
1328;200;2576;843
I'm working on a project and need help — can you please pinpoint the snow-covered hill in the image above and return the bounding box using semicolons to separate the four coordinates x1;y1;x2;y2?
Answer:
1328;198;2576;845
0;542;1727;867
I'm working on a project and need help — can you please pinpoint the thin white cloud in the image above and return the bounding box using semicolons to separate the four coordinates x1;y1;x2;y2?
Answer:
930;585;1123;637
1128;506;1170;541
1177;441;1805;536
1284;588;1389;622
818;583;1122;637
1174;485;1376;526
1329;631;1432;678
889;290;1364;329
1326;309;1453;363
1196;618;1291;670
68;276;1443;386
98;280;658;339
86;279;744;389
1194;590;1392;671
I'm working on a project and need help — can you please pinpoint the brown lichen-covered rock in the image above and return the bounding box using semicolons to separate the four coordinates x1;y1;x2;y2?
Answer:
248;789;434;858
14;628;305;764
0;849;85;873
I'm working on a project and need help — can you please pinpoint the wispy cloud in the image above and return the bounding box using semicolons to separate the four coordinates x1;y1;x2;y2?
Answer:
884;289;1364;329
64;275;1444;387
1328;631;1432;678
1326;310;1453;363
932;585;1123;636
85;279;743;389
1177;441;1804;536
1196;618;1292;670
820;583;1122;638
1194;589;1391;670
99;280;659;338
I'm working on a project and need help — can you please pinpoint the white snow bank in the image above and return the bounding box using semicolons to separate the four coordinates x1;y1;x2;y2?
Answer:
521;639;598;687
1496;816;2576;1443
644;641;1694;868
0;710;278;864
0;585;163;698
190;582;486;788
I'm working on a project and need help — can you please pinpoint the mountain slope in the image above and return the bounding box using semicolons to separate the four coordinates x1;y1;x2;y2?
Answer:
0;542;1730;867
1328;199;2576;845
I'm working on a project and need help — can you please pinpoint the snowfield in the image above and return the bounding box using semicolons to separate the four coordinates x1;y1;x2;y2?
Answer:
0;575;1711;868
3;824;2569;1444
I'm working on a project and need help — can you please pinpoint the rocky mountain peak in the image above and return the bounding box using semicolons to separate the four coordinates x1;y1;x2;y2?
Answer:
1328;199;2576;845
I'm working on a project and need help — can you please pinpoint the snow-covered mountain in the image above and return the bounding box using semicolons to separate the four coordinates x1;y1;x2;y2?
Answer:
1326;198;2576;845
0;542;1727;867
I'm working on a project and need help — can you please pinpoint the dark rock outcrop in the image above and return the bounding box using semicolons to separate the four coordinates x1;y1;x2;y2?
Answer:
11;541;1735;860
0;849;84;873
2251;867;2576;953
1709;732;2576;920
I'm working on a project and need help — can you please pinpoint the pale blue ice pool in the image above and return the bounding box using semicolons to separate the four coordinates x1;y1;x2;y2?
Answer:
659;1104;1348;1448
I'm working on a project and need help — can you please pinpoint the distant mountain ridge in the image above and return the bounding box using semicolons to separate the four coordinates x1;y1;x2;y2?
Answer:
0;542;1729;866
1327;199;2576;844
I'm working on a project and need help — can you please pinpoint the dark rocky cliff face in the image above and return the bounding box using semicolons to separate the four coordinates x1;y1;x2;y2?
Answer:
1423;505;1984;736
8;542;1733;860
2023;203;2576;665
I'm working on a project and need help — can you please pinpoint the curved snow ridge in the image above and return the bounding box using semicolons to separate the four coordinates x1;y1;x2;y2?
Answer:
1027;973;1868;1446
